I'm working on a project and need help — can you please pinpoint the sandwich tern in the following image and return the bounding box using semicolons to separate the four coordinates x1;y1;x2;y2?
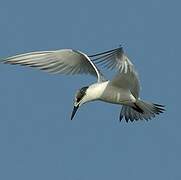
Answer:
2;47;165;122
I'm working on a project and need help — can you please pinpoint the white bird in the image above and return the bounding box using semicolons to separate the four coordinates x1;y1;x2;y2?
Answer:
2;47;165;122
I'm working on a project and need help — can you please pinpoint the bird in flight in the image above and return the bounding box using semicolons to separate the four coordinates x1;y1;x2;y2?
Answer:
2;47;165;122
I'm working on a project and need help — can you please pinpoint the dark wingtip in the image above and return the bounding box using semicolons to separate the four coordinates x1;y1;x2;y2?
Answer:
119;114;123;122
125;116;129;123
153;103;165;108
118;45;123;50
153;103;166;114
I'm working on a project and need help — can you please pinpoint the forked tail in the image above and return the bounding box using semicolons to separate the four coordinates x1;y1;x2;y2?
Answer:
120;99;165;122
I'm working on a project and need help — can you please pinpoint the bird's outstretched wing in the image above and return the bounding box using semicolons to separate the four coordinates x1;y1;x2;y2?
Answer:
2;49;105;82
90;47;140;98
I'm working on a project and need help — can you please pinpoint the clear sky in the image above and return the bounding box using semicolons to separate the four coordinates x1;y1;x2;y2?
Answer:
0;0;180;179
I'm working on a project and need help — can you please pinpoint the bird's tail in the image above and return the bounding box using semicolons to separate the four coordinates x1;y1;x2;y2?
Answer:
120;99;165;122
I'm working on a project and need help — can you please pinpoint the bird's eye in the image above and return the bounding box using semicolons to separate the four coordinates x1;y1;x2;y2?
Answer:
77;97;81;102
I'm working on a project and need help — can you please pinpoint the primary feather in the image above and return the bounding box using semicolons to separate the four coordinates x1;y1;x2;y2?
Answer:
3;49;105;82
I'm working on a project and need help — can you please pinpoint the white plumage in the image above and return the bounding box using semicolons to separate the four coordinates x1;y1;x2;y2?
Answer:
2;47;165;122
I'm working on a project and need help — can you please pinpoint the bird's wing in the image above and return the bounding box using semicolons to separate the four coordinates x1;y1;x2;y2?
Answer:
90;47;140;98
2;49;105;82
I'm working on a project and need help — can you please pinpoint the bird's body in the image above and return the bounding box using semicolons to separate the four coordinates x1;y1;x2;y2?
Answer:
86;81;135;105
82;82;109;103
2;47;165;122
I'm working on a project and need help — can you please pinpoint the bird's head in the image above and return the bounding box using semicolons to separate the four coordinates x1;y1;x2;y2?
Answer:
71;86;89;120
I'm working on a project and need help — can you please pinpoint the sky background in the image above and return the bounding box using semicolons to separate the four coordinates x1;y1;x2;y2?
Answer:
0;0;180;179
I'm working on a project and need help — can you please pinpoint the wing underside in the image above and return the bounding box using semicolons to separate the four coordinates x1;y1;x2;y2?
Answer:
90;47;140;98
2;49;105;82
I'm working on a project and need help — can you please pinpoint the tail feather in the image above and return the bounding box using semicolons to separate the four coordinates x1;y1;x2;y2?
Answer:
120;99;165;122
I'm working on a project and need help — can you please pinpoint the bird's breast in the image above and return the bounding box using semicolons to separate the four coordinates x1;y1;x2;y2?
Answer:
86;81;109;101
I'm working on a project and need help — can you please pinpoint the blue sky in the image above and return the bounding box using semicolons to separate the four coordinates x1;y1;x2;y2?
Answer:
0;0;180;179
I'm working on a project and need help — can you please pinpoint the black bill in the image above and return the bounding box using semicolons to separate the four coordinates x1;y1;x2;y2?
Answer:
71;105;79;120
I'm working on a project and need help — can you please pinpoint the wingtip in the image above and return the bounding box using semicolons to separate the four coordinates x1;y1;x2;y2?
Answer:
153;103;166;108
118;44;123;49
0;58;7;64
119;114;123;122
118;44;124;51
